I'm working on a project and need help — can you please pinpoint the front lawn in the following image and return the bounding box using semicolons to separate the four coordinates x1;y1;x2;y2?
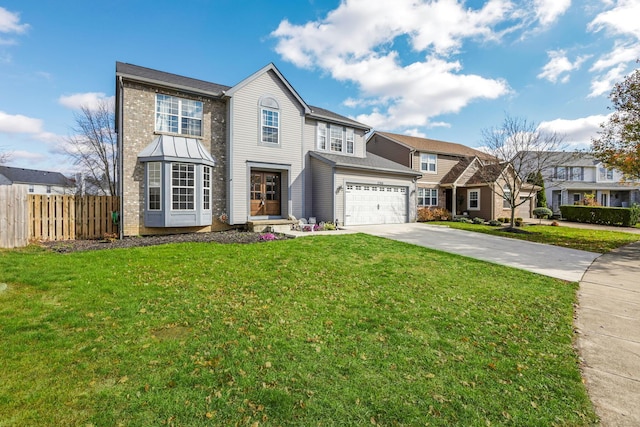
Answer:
0;235;597;426
429;221;640;253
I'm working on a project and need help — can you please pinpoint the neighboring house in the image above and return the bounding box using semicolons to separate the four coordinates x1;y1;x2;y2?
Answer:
367;131;536;220
538;152;640;214
0;165;74;195
115;62;421;236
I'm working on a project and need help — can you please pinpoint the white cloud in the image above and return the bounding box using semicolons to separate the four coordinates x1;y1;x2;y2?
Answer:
538;50;589;83
10;150;47;162
0;7;29;34
537;114;609;148
0;111;43;134
58;92;114;111
533;0;571;26
587;0;640;97
272;0;517;131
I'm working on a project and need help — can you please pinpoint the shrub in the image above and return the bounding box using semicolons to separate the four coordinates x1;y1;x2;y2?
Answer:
551;221;559;226
259;233;276;241
497;217;509;223
488;220;501;226
533;207;553;219
322;222;336;231
417;207;452;222
454;217;473;223
472;217;485;224
515;217;523;227
560;205;639;227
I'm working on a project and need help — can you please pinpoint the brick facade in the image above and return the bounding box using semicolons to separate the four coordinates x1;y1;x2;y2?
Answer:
120;81;229;236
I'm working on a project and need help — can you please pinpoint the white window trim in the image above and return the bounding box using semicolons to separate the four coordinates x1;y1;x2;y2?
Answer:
260;107;280;145
147;162;162;211
171;162;196;211
155;94;203;137
346;128;355;154
502;184;511;209
599;167;614;181
468;189;480;210
202;165;211;211
418;188;438;207
317;122;327;150
420;153;437;174
330;125;343;153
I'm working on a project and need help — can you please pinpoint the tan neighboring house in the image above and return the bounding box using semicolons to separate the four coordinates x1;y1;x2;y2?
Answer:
0;165;74;195
115;62;421;236
367;131;536;220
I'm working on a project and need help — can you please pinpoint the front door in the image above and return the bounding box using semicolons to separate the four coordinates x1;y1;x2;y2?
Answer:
250;171;281;217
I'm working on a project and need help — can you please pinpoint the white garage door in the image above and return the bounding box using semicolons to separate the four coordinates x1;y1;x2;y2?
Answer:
345;183;408;225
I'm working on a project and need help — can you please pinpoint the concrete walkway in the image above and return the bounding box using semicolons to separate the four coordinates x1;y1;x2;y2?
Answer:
575;241;640;426
346;222;599;281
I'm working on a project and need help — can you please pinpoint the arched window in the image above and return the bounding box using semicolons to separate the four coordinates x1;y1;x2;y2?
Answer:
259;96;280;145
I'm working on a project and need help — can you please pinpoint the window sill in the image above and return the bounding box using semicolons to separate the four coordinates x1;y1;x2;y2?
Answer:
154;131;204;140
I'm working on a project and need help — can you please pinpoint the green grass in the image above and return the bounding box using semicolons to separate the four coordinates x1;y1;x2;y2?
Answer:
429;221;640;253
0;235;597;426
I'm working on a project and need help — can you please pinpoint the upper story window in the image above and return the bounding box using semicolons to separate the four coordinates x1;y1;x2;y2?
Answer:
346;128;354;154
330;125;343;152
156;94;203;137
260;97;279;145
316;122;355;154
317;123;327;150
28;184;34;193
555;166;566;180
503;184;511;209
420;153;437;173
599;166;614;181
46;185;52;194
570;166;583;181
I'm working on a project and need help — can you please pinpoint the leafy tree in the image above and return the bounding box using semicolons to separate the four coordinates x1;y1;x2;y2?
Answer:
528;170;547;207
478;115;567;228
63;99;117;195
592;64;640;180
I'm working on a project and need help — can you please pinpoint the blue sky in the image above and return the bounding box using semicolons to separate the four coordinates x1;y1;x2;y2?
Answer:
1;0;639;174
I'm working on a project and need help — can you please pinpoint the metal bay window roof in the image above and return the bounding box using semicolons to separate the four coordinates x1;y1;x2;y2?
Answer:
138;135;215;166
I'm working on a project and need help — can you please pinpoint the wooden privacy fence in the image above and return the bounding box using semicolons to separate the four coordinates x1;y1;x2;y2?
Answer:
0;185;29;248
29;195;120;242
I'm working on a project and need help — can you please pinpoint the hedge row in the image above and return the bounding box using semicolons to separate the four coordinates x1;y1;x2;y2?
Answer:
560;205;640;227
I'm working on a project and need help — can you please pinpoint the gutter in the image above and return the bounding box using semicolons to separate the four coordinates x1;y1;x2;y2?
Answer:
117;75;124;240
115;72;227;99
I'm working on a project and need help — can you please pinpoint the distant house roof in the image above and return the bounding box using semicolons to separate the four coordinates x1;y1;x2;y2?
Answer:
0;165;73;187
372;131;493;159
138;135;216;166
310;152;421;177
518;151;598;167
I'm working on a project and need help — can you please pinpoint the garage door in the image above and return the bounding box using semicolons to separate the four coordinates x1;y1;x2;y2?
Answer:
345;183;408;225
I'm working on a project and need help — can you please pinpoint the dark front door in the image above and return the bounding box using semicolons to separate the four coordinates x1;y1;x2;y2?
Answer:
445;189;453;213
250;171;281;216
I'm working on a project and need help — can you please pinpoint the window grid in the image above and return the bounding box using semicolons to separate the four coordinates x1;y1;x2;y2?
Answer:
317;125;327;150
330;126;343;152
468;190;479;209
203;166;211;211
346;129;354;154
599;167;613;181
261;109;279;144
171;163;195;210
418;188;438;206
420;153;437;173
156;94;203;136
503;185;511;209
148;162;162;211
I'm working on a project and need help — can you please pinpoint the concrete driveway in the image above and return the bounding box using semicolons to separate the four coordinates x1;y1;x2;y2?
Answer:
346;223;600;282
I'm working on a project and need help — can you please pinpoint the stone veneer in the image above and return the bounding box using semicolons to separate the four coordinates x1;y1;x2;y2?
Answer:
120;80;229;236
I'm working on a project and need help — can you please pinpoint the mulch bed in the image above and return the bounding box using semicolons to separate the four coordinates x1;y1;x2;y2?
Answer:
40;230;290;253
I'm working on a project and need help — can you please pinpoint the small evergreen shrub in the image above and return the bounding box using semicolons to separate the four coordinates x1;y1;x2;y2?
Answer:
488;220;501;226
533;207;553;219
560;205;640;227
472;217;485;224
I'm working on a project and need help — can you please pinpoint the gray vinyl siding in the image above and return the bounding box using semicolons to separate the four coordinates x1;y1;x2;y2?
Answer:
228;70;306;224
310;157;334;223
334;169;417;225
414;152;460;184
366;134;411;167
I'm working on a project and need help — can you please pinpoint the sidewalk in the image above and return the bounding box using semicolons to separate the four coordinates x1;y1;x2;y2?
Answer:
576;241;640;426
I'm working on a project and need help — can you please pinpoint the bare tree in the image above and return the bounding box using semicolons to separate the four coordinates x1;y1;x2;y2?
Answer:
63;99;117;196
0;146;11;164
478;115;568;228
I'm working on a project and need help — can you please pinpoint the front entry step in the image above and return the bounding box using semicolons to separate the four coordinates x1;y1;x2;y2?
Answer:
247;219;297;233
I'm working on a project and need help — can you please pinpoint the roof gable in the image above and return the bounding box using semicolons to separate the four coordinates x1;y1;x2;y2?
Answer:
307;105;370;131
372;131;492;159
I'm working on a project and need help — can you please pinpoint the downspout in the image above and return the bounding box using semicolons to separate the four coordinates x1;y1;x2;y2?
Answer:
117;75;124;240
452;185;457;216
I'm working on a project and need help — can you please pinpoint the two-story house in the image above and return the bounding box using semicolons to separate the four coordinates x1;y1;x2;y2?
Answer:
539;152;640;214
115;62;421;236
0;165;74;195
367;131;536;220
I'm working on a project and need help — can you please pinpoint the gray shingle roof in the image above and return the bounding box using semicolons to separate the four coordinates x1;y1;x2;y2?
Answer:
310;152;421;177
374;131;494;159
0;166;73;186
116;62;231;96
308;105;370;130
